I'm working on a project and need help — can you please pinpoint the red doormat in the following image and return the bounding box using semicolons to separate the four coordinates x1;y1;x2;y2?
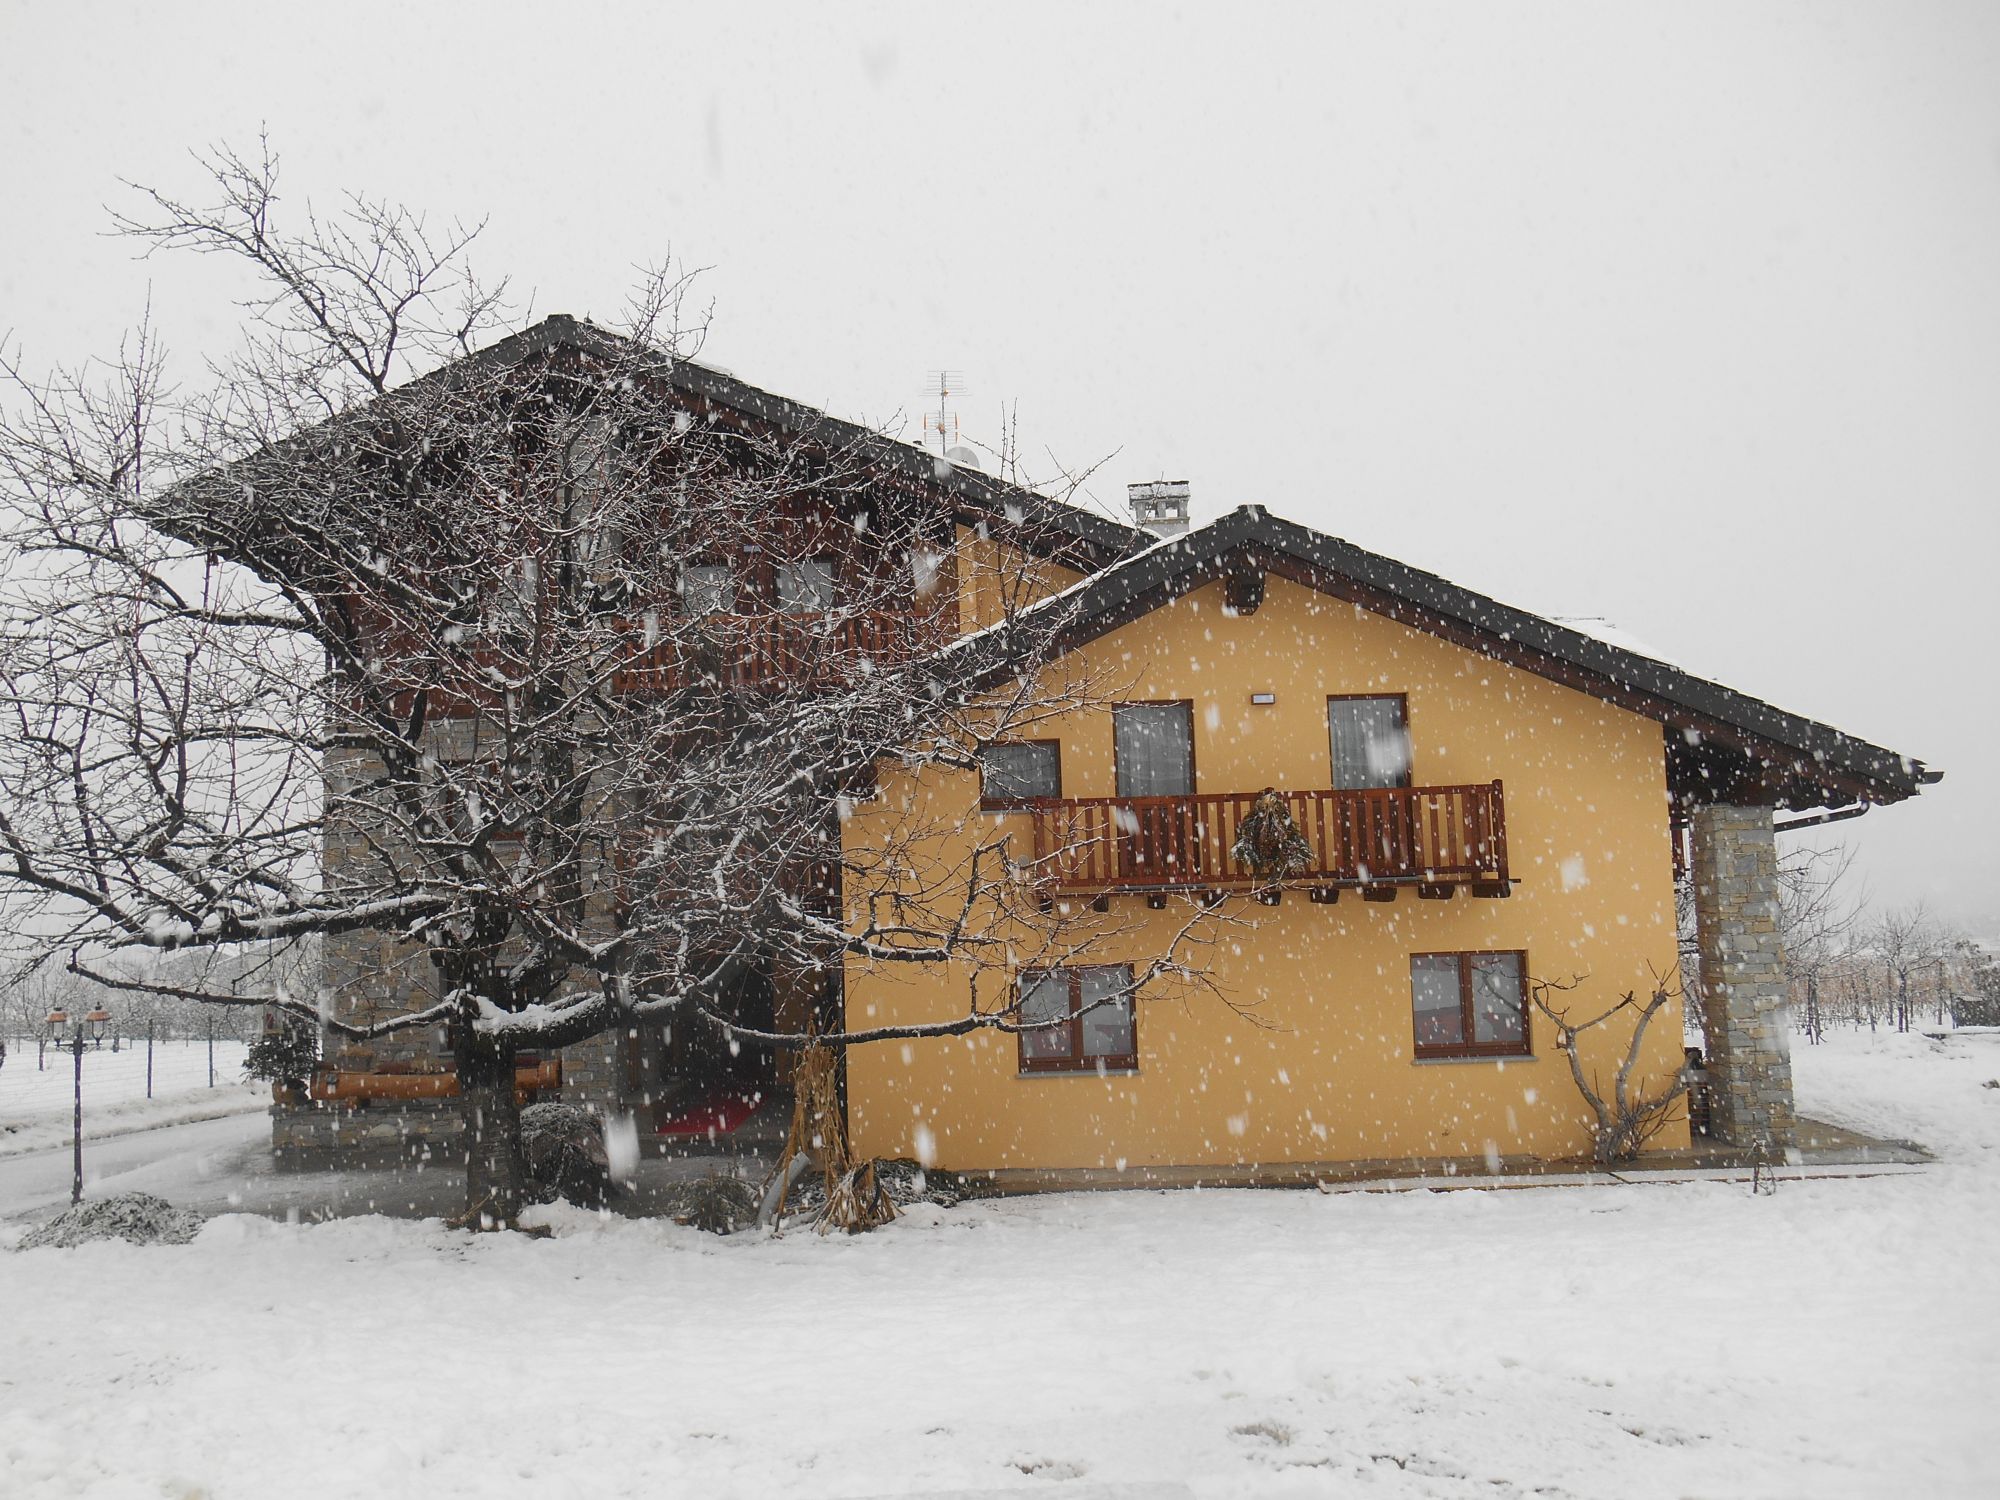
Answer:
656;1089;765;1138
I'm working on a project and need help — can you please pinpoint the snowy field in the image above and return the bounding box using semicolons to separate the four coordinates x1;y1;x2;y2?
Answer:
3;1029;1996;1500
0;1039;261;1156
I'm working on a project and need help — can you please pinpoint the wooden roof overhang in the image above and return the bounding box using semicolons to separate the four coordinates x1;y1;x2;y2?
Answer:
166;315;1147;587
946;506;1938;814
145;321;1157;725
443;317;1148;577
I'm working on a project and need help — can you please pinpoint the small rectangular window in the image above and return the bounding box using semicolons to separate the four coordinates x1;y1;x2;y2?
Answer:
678;564;736;617
980;741;1061;809
490;558;538;635
1077;968;1134;1061
1411;951;1529;1060
1329;695;1411;790
1018;965;1137;1074
1411;955;1466;1049
1018;973;1073;1064
1113;701;1194;798
775;557;836;614
1469;954;1527;1047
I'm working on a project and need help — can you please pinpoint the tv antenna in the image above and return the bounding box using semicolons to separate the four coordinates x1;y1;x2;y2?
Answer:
922;369;965;457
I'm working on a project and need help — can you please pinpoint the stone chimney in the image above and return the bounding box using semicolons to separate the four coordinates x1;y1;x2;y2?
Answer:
1128;480;1191;540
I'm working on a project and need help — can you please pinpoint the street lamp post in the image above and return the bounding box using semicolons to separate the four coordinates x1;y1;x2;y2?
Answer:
45;1006;111;1206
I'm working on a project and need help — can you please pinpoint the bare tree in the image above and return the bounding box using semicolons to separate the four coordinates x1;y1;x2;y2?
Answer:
1777;842;1861;1045
0;144;1226;1226
1528;971;1690;1167
1834;942;1889;1033
1869;904;1946;1036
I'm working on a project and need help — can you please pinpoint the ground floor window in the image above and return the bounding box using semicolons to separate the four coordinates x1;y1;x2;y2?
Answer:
1410;951;1529;1059
1018;965;1137;1074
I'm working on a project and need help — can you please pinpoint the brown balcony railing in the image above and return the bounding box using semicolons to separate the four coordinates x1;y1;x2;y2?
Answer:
353;610;944;716
613;610;947;694
1029;782;1509;894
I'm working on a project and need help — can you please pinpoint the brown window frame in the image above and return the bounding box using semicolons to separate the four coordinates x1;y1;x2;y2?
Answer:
1327;692;1412;791
1410;950;1531;1060
1017;964;1138;1075
1112;699;1198;799
979;739;1063;811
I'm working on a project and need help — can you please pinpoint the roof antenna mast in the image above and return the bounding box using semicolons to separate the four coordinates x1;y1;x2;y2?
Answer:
924;370;982;471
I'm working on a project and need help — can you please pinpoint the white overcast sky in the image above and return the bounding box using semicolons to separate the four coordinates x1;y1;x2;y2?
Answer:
3;1;1995;929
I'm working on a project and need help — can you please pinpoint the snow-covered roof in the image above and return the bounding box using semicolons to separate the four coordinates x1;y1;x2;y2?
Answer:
948;506;1939;811
459;316;1150;569
1547;616;1691;676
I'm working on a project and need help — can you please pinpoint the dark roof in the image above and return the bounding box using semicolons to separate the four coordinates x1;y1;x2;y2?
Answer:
451;315;1148;569
956;505;1938;810
224;318;1931;808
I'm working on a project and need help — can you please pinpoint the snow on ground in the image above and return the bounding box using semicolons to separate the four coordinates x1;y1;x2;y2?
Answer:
1793;1025;1999;1167
0;1039;261;1156
3;1028;1996;1500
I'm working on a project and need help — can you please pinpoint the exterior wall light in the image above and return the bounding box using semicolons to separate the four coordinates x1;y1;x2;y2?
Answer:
1250;693;1276;706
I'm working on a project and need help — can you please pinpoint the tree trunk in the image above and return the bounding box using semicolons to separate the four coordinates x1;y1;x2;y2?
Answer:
456;1032;526;1229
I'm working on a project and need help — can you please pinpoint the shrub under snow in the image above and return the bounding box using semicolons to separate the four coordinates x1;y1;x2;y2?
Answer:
18;1191;204;1250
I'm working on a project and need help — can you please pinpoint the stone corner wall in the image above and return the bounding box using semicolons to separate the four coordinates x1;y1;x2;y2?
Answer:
1689;803;1796;1149
560;1030;625;1116
310;736;633;1166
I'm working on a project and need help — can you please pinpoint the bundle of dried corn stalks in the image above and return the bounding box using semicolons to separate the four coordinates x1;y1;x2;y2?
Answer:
766;1039;896;1234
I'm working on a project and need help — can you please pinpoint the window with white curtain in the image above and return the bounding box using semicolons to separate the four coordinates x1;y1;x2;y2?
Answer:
1328;695;1411;790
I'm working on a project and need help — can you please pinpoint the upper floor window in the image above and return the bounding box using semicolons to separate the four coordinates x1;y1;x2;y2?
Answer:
1018;965;1137;1074
980;741;1061;809
775;557;837;614
489;557;538;636
1113;701;1195;798
570;413;626;580
678;563;736;617
1411;951;1529;1059
1329;694;1411;790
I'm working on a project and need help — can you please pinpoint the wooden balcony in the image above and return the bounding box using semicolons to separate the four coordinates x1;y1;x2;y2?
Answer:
613;610;947;694
1028;782;1510;899
356;610;944;717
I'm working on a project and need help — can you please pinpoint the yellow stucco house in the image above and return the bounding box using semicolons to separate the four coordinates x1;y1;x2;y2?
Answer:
281;324;1936;1184
841;492;1936;1184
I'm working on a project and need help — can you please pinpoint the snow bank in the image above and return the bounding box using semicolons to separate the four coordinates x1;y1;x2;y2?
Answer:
0;1028;1992;1498
17;1190;205;1249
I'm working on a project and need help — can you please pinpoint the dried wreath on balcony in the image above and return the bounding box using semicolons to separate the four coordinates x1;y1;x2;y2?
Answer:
1231;788;1312;885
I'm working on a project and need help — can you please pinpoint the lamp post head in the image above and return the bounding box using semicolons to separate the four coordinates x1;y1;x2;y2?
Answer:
84;1008;111;1041
46;1009;70;1029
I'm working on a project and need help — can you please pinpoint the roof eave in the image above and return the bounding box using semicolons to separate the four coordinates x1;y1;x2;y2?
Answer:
951;505;1933;810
